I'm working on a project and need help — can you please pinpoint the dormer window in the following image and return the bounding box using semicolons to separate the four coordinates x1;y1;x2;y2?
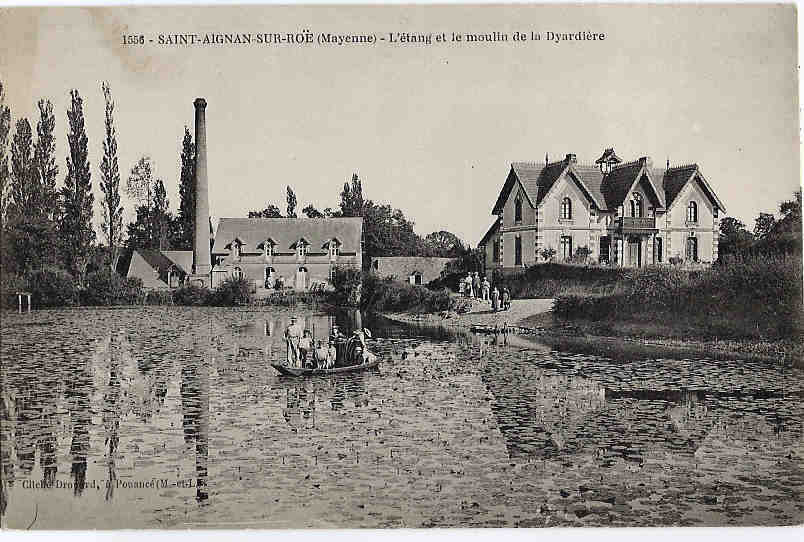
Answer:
296;240;308;258
229;239;242;259
261;239;275;258
515;197;523;223
328;239;340;260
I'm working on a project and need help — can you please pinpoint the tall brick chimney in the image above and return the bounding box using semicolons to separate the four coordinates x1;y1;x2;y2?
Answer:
193;98;211;276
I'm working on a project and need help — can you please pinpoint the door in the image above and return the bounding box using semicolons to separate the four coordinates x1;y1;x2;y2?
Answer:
296;267;308;290
628;239;642;267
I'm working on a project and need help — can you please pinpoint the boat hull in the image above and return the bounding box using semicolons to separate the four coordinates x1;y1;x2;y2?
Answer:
271;359;380;377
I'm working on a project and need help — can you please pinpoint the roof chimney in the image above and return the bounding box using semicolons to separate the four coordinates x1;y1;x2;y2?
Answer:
193;98;211;276
564;153;577;164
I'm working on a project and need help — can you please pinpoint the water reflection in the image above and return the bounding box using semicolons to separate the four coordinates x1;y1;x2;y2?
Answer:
180;335;211;502
1;307;802;528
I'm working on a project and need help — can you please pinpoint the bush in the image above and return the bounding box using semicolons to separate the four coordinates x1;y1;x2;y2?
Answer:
173;284;210;306
330;266;362;306
554;255;803;340
0;269;28;309
207;276;253;306
360;273;455;313
143;289;174;305
81;271;144;305
26;269;80;308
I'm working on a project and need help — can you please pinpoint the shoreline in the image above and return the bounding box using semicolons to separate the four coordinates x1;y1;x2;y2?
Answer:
382;297;801;366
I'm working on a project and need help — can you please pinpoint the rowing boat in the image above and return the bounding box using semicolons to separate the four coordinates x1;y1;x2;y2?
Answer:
271;358;380;377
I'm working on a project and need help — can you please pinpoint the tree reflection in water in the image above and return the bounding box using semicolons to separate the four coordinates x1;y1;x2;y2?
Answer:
181;335;211;503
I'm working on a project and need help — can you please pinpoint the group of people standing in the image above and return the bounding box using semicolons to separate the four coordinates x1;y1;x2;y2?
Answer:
459;272;511;312
284;316;375;370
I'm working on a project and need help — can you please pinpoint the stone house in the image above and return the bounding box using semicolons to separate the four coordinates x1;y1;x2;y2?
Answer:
210;217;362;290
369;256;453;285
480;148;726;274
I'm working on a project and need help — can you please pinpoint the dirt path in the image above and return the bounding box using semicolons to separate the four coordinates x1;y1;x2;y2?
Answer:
384;298;554;329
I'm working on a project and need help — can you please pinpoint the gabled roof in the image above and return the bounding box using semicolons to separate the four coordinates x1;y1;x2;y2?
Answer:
493;161;609;213
600;160;665;209
659;164;726;212
492;152;724;217
127;249;192;289
478;219;500;246
212;217;362;254
492;167;535;214
369;256;453;283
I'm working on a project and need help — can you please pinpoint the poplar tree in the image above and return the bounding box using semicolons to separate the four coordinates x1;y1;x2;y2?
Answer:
175;126;195;250
99;82;123;271
286;186;297;218
0;81;10;230
34;99;58;220
60;89;95;284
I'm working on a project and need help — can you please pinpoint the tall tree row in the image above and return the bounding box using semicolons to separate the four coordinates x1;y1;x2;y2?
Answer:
99;82;123;271
60;89;96;285
0;82;10;230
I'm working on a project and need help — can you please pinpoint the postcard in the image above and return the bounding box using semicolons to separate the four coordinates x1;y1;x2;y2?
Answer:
0;2;801;532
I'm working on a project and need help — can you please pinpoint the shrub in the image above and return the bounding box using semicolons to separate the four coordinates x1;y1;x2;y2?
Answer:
360;273;455;313
0;269;28;309
540;247;557;262
143;289;174;305
208;276;253;306
27;269;80;308
81;271;144;305
330;266;362;306
553;255;803;340
173;284;210;306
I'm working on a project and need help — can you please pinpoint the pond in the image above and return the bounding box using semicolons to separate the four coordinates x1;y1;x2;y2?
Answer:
1;306;802;528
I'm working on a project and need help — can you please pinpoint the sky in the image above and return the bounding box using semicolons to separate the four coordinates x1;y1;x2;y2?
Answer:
1;4;799;245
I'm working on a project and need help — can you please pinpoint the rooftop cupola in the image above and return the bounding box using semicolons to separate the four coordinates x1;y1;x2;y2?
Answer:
595;147;622;174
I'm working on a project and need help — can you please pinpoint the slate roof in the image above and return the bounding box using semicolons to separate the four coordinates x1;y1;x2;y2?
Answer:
212;217;362;255
479;219;500;246
492;153;724;218
370;257;453;283
127;249;192;289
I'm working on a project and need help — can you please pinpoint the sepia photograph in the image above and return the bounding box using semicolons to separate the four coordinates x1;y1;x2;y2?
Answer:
0;2;802;533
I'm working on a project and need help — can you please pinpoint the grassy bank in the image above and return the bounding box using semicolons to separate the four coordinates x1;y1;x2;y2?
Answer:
550;255;802;342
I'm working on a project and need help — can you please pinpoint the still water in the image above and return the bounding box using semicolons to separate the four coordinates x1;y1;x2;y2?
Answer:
1;307;802;528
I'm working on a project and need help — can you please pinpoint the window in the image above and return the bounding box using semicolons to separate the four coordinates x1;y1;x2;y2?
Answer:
231;241;240;259
410;272;423;285
264;242;273;258
233;267;243;280
686;237;698;262
515;197;523;222
515;236;522;265
687;201;698;223
560;236;573;261
329;240;340;259
297;241;307;258
492;239;499;262
631;193;643;218
655;237;663;263
372;260;379;270
561;197;572;220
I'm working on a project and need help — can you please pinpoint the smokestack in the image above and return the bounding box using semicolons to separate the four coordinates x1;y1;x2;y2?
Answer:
193;98;211;276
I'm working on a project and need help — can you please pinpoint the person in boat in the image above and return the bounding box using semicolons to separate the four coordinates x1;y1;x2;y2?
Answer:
299;329;313;367
284;316;304;367
313;339;333;369
491;286;500;312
